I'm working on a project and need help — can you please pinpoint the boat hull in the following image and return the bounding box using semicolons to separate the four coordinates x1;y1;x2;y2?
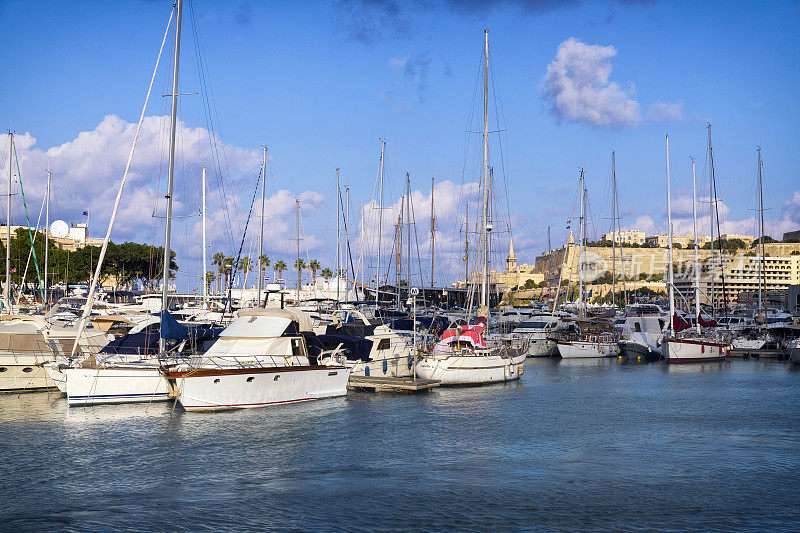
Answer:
0;354;57;392
557;340;619;359
415;351;524;385
165;365;350;412
65;366;170;406
526;338;557;357
664;338;729;363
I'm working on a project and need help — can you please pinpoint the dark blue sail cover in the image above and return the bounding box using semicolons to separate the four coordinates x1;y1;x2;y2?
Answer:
159;310;224;341
308;334;374;362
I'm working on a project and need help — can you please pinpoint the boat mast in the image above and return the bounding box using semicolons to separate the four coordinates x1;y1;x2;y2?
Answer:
691;157;701;334
480;29;490;310
45;169;51;307
375;139;385;304
406;172;411;296
159;0;183;354
578;169;585;318
430;173;435;287
611;150;616;307
6;133;12;312
336;167;340;303
296;198;300;302
345;186;350;299
359;201;364;299
666;135;675;333
707;124;715;316
395;207;402;308
257;147;266;307
464;204;469;284
202;167;208;306
758;147;767;324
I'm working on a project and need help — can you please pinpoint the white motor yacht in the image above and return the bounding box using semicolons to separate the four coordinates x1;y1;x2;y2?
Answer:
164;308;349;411
618;304;668;360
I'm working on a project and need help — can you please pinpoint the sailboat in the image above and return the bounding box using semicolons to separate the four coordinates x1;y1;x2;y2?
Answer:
415;30;525;385
662;135;730;363
553;170;619;359
63;2;186;406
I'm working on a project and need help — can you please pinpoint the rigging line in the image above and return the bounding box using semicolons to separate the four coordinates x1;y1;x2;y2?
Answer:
409;190;427;306
189;2;237;250
20;187;46;292
224;161;264;313
13;144;44;300
488;55;513;243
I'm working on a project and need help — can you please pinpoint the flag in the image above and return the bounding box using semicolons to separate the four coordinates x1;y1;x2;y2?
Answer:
82;211;89;216
10;268;16;273
587;288;593;298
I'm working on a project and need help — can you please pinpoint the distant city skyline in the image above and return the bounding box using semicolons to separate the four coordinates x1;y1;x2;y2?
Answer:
1;0;798;288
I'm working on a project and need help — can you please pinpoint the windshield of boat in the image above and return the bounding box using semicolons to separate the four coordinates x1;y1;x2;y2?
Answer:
517;321;551;329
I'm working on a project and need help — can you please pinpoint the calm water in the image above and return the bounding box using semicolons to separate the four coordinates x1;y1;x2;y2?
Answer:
2;359;800;531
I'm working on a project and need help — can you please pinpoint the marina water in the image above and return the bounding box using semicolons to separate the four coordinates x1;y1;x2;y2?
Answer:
2;358;799;531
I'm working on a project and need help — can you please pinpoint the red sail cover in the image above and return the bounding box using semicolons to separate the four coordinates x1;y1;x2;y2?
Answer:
697;313;719;327
672;312;691;332
438;317;487;349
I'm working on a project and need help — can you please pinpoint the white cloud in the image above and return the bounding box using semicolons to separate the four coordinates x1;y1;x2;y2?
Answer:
3;116;328;284
647;101;683;122
541;37;640;129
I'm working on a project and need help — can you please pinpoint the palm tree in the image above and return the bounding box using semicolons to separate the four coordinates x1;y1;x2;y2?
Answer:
239;256;253;289
308;259;321;288
258;254;270;286
274;260;287;285
222;256;235;293
294;258;307;290
212;251;225;294
321;268;333;280
204;271;216;295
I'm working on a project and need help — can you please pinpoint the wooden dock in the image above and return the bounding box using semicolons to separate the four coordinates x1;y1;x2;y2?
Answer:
348;376;440;393
729;348;787;360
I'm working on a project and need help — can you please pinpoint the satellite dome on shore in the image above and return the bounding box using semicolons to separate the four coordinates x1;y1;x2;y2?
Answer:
50;220;69;238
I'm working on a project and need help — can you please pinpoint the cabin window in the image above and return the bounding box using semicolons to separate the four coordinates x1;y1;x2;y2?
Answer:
0;367;6;372
274;375;280;381
377;338;391;350
291;339;303;356
213;379;220;384
246;376;255;382
22;367;33;373
634;323;641;333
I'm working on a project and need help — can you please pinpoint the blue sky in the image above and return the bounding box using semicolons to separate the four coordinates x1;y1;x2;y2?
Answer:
1;0;799;289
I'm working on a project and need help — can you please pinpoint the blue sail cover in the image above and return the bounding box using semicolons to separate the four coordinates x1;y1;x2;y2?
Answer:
160;310;190;340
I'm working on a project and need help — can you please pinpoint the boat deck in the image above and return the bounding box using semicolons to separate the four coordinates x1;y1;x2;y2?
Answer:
347;376;440;393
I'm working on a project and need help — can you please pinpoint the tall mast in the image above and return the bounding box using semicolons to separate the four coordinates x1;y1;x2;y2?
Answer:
202;167;208;307
296;198;300;302
406;172;411;294
464;205;469;284
359;201;364;299
257;147;266;307
336;167;340;303
375;139;385;304
430;173;435;287
45;170;51;307
396;210;402;308
691;157;701;334
480;29;490;310
707;124;715;316
758;147;767;324
666;135;675;333
6;133;12;312
345;186;350;300
611;150;616;307
578;169;585;317
159;0;183;353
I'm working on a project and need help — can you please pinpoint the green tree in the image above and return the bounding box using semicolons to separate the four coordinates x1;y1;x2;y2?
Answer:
239;256;253;289
212;252;225;294
222;256;235;292
309;259;321;286
205;271;216;295
321;268;333;280
294;258;307;289
258;254;270;287
274;260;287;283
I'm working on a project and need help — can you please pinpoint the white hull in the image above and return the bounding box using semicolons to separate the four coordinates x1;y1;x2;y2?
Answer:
167;366;349;412
415;352;524;385
557;340;619;359
65;365;170;406
0;354;57;392
526;338;557;357
732;338;767;350
44;362;67;393
664;338;729;363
